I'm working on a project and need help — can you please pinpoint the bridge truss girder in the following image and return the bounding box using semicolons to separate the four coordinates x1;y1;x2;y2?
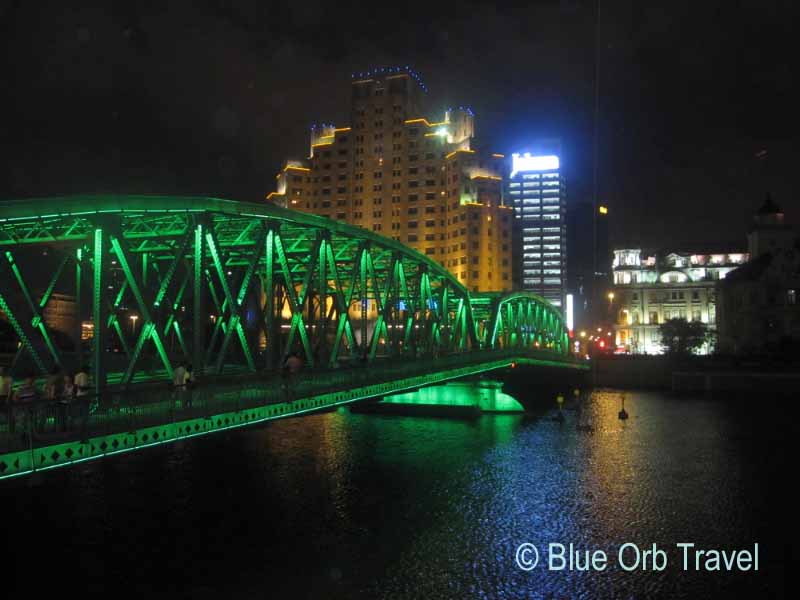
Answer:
0;196;569;393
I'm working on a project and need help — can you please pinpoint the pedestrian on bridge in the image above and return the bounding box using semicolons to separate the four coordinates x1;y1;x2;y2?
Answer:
74;365;91;443
14;374;39;443
60;373;75;432
286;353;303;374
0;367;11;400
1;367;14;434
281;352;303;402
14;374;39;401
184;364;195;408
42;367;62;432
74;366;90;397
172;362;187;407
44;367;60;401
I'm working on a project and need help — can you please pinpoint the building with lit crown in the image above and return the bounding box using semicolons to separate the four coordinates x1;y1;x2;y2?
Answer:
611;247;749;354
268;67;512;292
507;146;567;308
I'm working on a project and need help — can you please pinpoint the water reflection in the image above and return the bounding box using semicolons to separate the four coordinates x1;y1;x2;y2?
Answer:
1;387;786;598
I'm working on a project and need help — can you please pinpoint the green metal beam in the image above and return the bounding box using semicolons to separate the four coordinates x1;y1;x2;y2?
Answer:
110;234;173;384
91;226;108;396
4;250;64;369
0;195;571;382
212;225;266;373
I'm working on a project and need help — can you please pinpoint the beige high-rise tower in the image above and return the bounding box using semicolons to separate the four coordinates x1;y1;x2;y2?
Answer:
269;67;512;292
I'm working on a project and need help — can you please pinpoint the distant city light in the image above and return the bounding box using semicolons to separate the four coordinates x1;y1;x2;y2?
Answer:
510;153;560;177
566;293;574;331
599;205;608;214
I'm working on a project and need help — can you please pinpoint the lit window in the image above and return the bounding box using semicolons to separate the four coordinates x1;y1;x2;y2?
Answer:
81;322;94;340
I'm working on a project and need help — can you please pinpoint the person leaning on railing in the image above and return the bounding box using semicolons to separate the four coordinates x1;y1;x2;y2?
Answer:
74;365;90;442
0;367;13;433
43;367;61;432
44;367;60;401
13;373;39;442
184;364;195;408
74;366;90;397
172;362;187;407
281;352;304;401
59;372;74;432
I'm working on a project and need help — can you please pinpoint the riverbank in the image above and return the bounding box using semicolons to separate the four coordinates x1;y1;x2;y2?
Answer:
595;355;800;395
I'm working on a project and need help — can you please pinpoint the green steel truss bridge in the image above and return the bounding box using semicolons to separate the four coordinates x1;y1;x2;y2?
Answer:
0;195;583;480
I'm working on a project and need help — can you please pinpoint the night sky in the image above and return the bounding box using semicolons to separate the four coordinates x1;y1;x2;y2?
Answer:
1;0;796;248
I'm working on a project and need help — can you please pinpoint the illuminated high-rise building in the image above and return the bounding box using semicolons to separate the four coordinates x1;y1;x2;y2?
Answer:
268;67;512;293
507;146;567;307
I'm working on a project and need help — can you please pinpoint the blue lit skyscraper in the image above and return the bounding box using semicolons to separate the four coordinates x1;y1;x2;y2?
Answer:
507;147;567;309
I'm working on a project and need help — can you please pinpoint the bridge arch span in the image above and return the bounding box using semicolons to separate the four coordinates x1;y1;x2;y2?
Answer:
0;195;568;392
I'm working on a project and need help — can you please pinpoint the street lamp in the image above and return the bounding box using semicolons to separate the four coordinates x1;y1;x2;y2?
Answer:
129;314;139;335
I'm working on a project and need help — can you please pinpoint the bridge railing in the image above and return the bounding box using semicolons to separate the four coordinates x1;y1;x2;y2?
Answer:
0;348;573;455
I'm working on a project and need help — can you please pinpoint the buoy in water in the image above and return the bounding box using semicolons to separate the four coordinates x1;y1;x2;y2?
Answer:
618;393;629;420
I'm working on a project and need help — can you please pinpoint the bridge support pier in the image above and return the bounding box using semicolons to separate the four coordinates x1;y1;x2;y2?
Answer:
491;363;591;412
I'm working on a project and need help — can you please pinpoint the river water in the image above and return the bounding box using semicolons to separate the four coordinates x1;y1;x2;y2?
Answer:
2;387;788;598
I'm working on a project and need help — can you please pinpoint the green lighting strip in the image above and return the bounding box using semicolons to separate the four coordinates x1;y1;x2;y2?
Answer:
0;194;573;415
0;355;586;481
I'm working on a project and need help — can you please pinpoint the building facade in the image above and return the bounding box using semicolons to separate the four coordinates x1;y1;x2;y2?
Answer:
717;196;800;354
611;248;748;354
507;150;567;308
268;67;512;293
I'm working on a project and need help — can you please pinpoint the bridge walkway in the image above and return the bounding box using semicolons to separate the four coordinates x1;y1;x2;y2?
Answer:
0;350;585;480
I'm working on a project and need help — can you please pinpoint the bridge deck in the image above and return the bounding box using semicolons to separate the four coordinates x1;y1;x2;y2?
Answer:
0;351;586;480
